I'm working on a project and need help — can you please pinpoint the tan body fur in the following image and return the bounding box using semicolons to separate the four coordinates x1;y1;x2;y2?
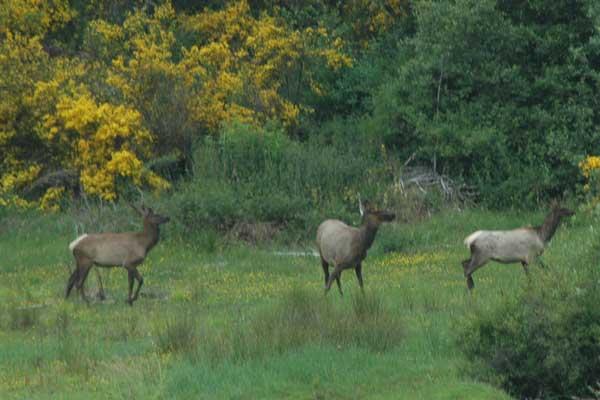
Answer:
70;231;156;268
462;207;573;290
464;229;544;265
317;220;366;270
66;206;169;305
316;201;394;295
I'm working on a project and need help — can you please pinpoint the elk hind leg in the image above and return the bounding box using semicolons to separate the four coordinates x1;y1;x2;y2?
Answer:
95;269;106;300
464;249;488;291
76;263;93;304
325;265;343;296
65;268;79;298
335;274;343;296
521;261;530;278
320;257;330;289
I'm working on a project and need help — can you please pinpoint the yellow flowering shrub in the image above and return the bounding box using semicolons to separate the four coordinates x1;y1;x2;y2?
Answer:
180;1;351;129
103;1;351;134
39;187;65;212
0;0;75;36
41;87;169;200
579;155;600;207
580;156;600;178
0;0;352;209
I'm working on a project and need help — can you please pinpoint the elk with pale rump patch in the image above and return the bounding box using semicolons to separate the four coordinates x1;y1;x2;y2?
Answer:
462;206;574;290
66;205;169;305
316;199;395;295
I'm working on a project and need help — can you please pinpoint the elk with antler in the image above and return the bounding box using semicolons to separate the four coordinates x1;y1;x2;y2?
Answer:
316;198;395;295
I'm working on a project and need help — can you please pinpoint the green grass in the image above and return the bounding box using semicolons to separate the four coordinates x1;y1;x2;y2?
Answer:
2;206;589;399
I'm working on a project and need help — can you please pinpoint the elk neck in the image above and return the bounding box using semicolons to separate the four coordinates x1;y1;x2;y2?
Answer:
358;215;381;253
140;219;161;250
535;211;563;243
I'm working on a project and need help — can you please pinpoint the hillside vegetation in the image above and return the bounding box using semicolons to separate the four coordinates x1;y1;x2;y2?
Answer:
2;0;600;209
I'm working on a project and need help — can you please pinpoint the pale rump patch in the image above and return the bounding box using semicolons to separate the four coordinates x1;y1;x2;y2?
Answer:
464;231;483;248
69;234;88;252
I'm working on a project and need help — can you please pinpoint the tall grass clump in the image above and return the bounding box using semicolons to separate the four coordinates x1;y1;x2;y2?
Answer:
5;305;41;331
196;288;405;363
155;308;202;356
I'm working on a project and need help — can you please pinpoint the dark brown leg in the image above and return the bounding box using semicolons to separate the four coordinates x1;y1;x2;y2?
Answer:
65;267;79;298
130;269;144;303
95;269;106;300
462;259;471;277
335;273;343;296
464;249;488;291
76;265;92;304
321;257;329;289
466;275;475;290
325;265;343;295
127;269;135;305
521;261;530;277
355;263;364;291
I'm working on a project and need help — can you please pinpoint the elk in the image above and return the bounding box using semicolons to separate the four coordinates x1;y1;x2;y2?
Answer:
66;204;170;305
316;199;395;295
462;206;574;290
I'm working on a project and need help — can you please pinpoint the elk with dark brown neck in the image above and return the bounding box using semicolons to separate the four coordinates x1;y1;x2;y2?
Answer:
462;206;574;290
316;199;395;295
66;204;170;305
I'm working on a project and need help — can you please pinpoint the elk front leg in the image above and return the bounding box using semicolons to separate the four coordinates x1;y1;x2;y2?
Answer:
95;269;106;300
77;265;92;304
130;269;144;304
521;261;530;278
355;263;364;291
321;257;330;289
127;269;135;305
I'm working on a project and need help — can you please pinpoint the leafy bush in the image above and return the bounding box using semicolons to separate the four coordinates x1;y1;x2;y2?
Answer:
168;122;402;242
460;267;600;398
363;0;600;207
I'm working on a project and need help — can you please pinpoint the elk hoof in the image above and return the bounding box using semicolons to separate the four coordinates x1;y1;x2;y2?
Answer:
466;275;474;291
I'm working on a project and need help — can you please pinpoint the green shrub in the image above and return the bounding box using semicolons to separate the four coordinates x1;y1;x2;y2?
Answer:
168;122;402;242
460;272;600;399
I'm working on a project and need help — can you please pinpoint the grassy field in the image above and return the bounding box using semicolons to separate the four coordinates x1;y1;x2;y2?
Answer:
0;207;589;399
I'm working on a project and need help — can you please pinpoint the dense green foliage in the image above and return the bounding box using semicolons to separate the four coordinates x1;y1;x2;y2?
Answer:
4;0;600;208
361;0;600;206
166;123;405;242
